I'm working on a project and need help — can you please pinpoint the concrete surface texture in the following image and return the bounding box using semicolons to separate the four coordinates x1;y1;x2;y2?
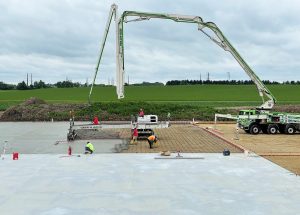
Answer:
0;122;125;153
0;153;300;215
0;122;241;154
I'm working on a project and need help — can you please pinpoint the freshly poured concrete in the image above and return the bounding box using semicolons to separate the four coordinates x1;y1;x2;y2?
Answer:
1;122;300;214
0;122;124;153
1;154;300;215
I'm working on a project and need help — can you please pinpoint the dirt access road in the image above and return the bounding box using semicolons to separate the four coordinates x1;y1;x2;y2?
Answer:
203;123;300;175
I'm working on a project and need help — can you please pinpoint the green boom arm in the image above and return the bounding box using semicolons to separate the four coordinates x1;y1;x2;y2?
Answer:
89;5;276;110
117;11;276;110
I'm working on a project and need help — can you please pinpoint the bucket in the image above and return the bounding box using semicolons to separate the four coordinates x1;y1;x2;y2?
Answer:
223;149;230;156
13;152;19;160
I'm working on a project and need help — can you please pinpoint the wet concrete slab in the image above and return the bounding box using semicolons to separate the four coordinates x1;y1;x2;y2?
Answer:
0;122;125;154
0;153;299;215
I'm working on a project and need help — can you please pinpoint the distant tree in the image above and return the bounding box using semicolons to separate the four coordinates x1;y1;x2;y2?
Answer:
55;80;81;88
16;81;28;90
0;81;15;90
165;79;295;85
132;82;164;86
33;80;47;89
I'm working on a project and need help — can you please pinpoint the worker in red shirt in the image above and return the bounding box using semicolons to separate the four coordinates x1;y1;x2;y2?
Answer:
139;108;144;117
93;116;99;125
131;127;138;144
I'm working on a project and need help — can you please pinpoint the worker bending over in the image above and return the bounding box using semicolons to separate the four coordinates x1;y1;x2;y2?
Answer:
85;141;94;154
147;135;158;149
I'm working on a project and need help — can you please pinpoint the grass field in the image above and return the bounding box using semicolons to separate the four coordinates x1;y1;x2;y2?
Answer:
1;85;300;120
1;85;300;108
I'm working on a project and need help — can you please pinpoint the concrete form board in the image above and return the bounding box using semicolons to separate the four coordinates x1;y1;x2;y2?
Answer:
0;154;299;215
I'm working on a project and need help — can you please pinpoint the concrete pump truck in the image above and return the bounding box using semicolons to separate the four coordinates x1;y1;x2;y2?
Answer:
87;4;300;136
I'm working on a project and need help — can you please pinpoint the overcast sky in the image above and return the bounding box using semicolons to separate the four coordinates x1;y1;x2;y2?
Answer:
1;0;300;84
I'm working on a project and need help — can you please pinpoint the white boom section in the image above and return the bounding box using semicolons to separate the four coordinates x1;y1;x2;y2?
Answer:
116;16;124;99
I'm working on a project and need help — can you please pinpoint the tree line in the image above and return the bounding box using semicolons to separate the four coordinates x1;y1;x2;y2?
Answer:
166;80;300;85
0;79;300;90
0;80;85;90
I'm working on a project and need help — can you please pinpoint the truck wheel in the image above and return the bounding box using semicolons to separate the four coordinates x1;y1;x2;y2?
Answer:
261;125;268;134
267;124;278;134
278;125;285;134
249;123;261;135
285;124;296;135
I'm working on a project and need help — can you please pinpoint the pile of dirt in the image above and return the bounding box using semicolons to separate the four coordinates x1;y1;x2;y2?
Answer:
23;97;46;106
0;97;87;121
273;105;300;113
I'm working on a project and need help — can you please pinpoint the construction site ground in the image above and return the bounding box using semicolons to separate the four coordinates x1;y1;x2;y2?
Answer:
2;122;300;213
2;122;299;175
203;123;300;175
119;124;242;153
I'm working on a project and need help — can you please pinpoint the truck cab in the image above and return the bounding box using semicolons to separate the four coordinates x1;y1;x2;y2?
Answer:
239;110;259;116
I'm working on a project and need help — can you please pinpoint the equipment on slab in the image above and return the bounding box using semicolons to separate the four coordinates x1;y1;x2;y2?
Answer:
55;140;70;145
132;115;169;138
59;155;81;158
67;113;170;140
155;152;205;159
156;151;204;159
1;141;8;160
12;152;19;160
67;127;77;141
223;149;230;156
160;151;171;156
176;151;183;158
68;146;72;156
155;157;205;160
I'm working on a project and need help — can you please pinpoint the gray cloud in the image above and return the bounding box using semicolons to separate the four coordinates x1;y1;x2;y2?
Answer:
0;0;300;84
